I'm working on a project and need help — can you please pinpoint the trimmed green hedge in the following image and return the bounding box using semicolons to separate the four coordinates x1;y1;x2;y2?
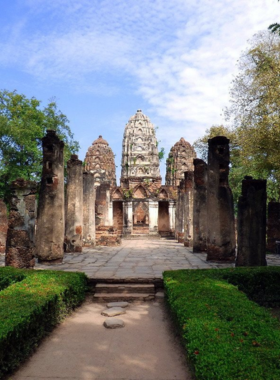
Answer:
0;267;87;378
163;267;280;380
0;266;25;291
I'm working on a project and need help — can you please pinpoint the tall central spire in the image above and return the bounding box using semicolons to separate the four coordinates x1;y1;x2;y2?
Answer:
120;110;161;187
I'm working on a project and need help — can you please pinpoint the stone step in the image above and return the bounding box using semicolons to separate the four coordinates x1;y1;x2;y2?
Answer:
93;282;156;302
93;292;155;302
132;227;150;234
159;231;174;237
95;283;155;294
123;234;161;240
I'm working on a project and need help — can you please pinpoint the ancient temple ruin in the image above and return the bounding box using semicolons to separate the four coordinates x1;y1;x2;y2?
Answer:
3;109;246;268
166;138;196;186
84;135;116;187
111;110;177;237
35;130;65;263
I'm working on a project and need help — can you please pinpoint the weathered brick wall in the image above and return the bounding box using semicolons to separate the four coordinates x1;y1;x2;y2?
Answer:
35;130;65;264
206;136;235;262
83;172;95;246
5;179;36;268
193;159;208;252
65;155;83;252
236;177;267;266
0;200;8;253
183;171;194;247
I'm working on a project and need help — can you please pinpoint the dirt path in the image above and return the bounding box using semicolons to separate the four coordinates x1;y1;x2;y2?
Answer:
11;299;193;380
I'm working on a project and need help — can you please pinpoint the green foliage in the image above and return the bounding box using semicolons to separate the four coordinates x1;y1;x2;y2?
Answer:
158;147;165;161
164;267;280;380
195;32;280;203
269;23;280;35
0;267;87;377
0;90;79;200
223;267;280;307
268;2;280;35
123;188;133;199
226;32;280;200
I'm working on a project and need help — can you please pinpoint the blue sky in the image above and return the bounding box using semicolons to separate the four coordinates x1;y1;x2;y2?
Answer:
0;0;279;183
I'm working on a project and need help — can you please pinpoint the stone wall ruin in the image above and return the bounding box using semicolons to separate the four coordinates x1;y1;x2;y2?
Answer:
0;199;8;254
5;179;36;268
206;136;235;262
35;130;65;264
65;155;83;252
236;176;267;267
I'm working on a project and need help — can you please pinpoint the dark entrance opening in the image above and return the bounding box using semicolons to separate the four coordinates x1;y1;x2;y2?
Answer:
113;201;123;235
158;201;170;236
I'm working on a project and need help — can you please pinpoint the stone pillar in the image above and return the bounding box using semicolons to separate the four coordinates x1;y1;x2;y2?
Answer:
95;182;111;227
184;171;194;247
149;200;159;234
0;200;8;253
108;202;114;226
193;159;208;252
207;136;235;262
236;177;267;266
168;200;176;234
65;155;83;252
175;188;184;242
5;179;36;268
123;201;133;235
83;172;95;246
267;202;280;253
35;130;65;264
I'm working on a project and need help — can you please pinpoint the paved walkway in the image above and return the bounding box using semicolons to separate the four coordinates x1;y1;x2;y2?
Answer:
11;300;193;380
1;238;280;279
4;238;280;380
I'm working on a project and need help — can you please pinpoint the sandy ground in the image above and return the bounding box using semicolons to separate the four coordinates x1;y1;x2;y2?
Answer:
10;299;193;380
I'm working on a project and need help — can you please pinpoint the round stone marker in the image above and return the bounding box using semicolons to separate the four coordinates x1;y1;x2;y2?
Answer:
104;318;125;329
107;301;129;308
101;307;126;317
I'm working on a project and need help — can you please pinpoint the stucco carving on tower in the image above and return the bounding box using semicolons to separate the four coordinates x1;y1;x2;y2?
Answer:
84;135;116;187
165;137;196;187
121;110;161;189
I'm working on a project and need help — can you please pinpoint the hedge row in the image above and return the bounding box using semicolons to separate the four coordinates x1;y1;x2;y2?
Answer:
163;267;280;380
0;267;25;292
0;267;87;378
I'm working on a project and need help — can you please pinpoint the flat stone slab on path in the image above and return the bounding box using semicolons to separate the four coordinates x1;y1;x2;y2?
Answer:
101;306;126;317
107;301;129;308
104;318;125;329
11;300;192;380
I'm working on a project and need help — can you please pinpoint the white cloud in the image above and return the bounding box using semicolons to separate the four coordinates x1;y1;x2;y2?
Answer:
0;0;279;149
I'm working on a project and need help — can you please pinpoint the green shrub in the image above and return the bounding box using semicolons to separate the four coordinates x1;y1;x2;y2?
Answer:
0;267;87;378
0;266;25;291
222;267;280;307
164;268;280;380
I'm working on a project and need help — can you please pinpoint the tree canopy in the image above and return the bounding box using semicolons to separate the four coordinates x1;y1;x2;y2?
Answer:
0;90;79;199
194;31;280;204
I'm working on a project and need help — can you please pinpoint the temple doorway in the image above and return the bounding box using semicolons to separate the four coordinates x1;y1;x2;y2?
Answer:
158;201;170;235
113;201;123;235
133;201;149;234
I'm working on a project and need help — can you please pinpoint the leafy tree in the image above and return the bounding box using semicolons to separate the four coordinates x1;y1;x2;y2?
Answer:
195;31;280;205
225;31;280;201
0;90;79;200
